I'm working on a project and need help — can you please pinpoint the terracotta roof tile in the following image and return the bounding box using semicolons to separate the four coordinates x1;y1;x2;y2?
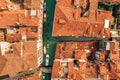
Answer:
0;41;38;75
24;0;40;9
6;34;21;42
98;63;110;75
0;54;24;75
6;27;38;42
52;41;104;79
0;56;7;73
52;61;60;78
85;63;98;78
75;50;86;60
23;52;38;70
55;41;99;59
110;51;119;60
23;41;37;53
0;10;38;28
0;0;8;10
12;42;21;56
52;0;112;37
68;62;74;79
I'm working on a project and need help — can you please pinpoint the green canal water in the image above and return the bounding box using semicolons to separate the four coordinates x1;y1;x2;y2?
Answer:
42;0;111;80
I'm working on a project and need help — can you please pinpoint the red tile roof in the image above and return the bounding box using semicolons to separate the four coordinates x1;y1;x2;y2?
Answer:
0;10;38;28
52;61;60;78
52;41;99;79
68;62;74;79
6;34;21;42
24;0;40;9
55;41;99;59
0;41;38;75
0;54;24;75
52;0;112;37
6;27;38;42
75;50;86;60
0;0;8;10
52;41;120;79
